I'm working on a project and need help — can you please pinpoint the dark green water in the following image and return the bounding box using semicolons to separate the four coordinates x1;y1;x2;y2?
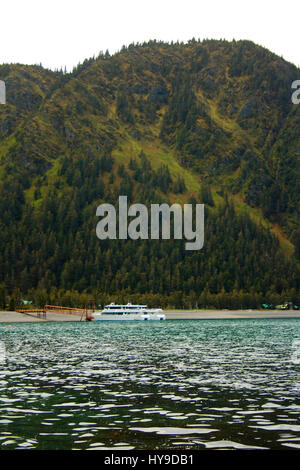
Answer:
0;319;300;450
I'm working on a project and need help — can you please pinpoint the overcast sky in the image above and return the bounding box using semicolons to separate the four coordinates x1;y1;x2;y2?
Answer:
1;0;299;71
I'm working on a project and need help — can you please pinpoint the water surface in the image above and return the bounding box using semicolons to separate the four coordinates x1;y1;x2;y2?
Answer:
0;319;300;450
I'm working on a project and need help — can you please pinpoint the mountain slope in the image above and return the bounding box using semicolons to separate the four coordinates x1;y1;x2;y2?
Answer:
0;40;299;308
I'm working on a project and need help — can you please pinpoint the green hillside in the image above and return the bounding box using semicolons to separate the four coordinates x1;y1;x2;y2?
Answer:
0;39;299;309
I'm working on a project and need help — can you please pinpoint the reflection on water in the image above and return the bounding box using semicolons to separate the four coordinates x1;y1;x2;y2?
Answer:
0;319;300;449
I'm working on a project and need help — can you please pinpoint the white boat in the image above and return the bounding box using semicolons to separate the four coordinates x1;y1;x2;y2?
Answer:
93;302;166;321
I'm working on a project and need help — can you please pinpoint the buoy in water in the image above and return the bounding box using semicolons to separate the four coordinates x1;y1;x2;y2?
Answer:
8;325;12;328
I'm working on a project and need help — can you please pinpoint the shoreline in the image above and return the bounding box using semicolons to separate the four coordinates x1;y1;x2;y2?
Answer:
165;309;300;319
0;309;300;323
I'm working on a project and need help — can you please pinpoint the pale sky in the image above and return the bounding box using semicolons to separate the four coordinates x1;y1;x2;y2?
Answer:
1;0;299;71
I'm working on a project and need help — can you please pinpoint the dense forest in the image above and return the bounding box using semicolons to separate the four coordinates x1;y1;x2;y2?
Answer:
0;39;299;309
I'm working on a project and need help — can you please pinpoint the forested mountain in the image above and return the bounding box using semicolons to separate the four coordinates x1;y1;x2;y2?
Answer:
0;39;299;309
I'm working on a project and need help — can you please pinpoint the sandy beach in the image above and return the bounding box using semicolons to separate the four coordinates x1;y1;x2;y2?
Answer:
165;309;300;319
0;309;300;323
0;311;83;323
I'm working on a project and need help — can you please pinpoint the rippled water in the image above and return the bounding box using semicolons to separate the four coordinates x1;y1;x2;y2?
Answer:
0;319;300;450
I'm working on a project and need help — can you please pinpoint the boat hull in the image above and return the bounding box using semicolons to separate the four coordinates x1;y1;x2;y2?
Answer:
93;313;166;321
